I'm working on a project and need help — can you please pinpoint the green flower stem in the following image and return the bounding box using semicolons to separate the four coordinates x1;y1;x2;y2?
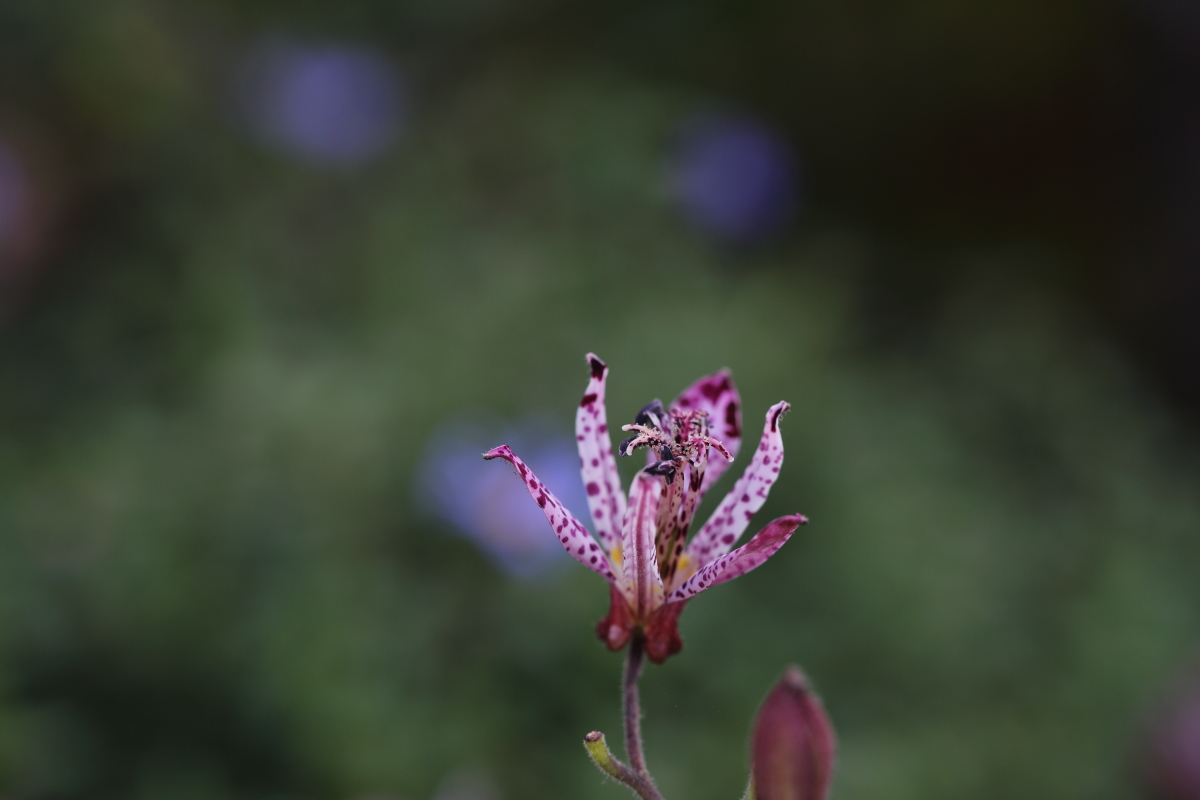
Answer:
584;731;624;779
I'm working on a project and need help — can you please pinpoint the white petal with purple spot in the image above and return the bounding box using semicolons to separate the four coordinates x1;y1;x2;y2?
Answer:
576;353;627;554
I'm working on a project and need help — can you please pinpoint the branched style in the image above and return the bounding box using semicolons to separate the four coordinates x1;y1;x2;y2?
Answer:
484;354;806;663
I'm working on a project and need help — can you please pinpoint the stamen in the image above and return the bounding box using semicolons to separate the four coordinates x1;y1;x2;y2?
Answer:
619;404;733;466
697;435;734;462
634;399;666;430
645;459;678;484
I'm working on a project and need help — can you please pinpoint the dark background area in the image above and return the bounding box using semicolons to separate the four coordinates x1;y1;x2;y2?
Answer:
1;1;1199;798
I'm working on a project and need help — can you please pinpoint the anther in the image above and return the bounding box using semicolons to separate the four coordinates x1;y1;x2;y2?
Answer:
634;399;665;430
645;460;677;484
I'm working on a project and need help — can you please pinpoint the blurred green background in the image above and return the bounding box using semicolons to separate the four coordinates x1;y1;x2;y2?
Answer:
2;1;1200;798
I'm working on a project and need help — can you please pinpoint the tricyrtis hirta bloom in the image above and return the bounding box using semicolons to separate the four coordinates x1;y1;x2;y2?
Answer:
484;354;807;664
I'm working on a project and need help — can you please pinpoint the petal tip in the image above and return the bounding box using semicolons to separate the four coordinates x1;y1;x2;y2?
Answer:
782;664;810;691
482;445;512;461
586;353;607;379
644;600;686;664
769;401;791;432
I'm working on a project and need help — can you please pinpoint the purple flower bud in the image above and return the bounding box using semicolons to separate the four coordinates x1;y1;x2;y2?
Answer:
1146;673;1200;800
752;666;836;800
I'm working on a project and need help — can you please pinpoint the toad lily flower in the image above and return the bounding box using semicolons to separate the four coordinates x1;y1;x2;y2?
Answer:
483;354;807;664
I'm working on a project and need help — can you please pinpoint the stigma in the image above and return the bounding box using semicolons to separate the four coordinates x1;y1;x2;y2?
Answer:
617;401;734;483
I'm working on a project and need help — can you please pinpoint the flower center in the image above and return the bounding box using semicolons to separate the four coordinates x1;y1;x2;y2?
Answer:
617;399;732;483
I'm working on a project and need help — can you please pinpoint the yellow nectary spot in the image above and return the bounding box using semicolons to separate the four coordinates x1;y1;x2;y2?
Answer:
670;554;694;590
611;544;624;567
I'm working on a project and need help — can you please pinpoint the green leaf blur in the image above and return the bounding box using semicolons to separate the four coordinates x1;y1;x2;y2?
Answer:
0;2;1195;800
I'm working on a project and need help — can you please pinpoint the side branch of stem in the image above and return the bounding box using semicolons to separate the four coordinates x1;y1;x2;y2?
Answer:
583;636;664;800
583;731;661;800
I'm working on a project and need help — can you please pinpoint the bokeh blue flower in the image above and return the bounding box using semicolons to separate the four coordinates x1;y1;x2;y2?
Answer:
668;113;798;245
234;37;405;168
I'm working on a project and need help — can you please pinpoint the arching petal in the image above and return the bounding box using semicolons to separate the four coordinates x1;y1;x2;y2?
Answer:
483;445;619;585
623;472;665;618
671;370;742;494
667;514;806;602
576;354;627;557
682;402;790;576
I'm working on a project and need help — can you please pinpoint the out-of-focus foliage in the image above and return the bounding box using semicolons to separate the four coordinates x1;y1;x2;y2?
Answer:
0;1;1197;800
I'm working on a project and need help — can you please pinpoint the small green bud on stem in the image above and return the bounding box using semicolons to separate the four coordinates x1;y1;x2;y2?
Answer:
584;731;622;780
582;730;664;800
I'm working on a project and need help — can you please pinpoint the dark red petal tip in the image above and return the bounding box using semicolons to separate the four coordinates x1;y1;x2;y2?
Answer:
643;600;686;664
752;666;836;800
587;353;607;379
596;584;634;652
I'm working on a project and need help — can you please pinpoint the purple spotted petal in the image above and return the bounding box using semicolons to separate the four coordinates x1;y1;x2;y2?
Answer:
668;514;806;602
654;458;685;568
683;401;790;571
673;429;709;541
483;445;619;585
671;370;742;494
623;472;665;618
576;354;627;557
659;445;707;588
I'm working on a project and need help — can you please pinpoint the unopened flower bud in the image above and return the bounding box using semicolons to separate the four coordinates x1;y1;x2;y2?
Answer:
1145;672;1200;800
751;666;835;800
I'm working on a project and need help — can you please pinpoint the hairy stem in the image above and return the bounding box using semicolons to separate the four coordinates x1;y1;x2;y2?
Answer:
583;637;664;800
622;637;664;799
624;635;648;774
